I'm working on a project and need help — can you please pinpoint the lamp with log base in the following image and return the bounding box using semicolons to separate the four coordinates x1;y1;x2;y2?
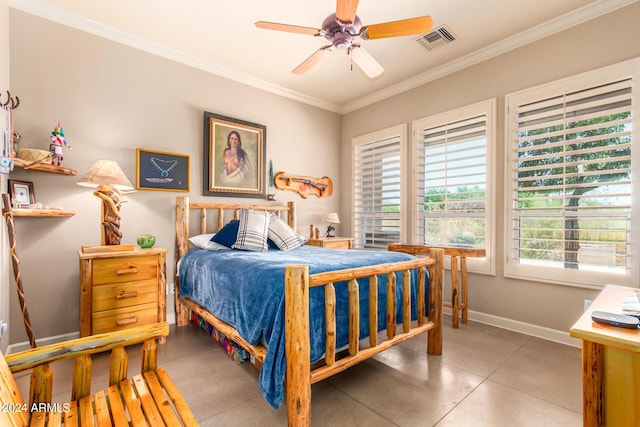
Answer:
77;160;134;251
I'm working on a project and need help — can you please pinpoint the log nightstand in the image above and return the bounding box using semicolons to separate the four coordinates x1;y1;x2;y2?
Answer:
79;247;168;342
306;237;354;249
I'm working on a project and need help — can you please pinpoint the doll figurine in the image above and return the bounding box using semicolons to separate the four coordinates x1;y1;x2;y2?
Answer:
50;121;70;166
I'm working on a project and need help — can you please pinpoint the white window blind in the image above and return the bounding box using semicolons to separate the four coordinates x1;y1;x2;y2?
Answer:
353;126;404;249
415;115;487;248
412;100;495;275
506;60;638;287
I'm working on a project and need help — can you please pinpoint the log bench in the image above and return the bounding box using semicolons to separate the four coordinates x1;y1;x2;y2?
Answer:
0;322;198;426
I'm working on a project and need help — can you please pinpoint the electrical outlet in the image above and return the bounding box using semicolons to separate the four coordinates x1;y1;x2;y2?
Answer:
166;283;175;295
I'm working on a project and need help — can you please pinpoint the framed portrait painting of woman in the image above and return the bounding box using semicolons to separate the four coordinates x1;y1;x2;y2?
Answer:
203;111;266;198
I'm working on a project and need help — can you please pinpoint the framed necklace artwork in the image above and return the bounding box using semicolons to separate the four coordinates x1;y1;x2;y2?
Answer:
136;148;190;192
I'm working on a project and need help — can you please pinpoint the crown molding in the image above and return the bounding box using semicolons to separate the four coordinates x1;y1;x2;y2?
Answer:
10;0;637;115
342;0;638;113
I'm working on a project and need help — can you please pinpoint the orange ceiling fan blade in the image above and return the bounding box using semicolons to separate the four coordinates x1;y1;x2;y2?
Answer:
336;0;359;24
351;47;384;78
292;47;331;75
363;16;433;40
255;21;320;36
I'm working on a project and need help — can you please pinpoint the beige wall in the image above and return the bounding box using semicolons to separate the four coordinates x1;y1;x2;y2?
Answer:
341;2;640;333
8;10;341;344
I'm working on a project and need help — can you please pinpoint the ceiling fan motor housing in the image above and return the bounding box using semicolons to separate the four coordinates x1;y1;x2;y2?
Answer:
322;13;362;49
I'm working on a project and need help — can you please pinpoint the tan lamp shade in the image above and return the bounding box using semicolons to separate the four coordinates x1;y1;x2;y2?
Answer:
326;213;340;224
77;159;134;191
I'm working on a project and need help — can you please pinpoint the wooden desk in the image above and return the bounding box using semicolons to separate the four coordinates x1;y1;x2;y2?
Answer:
388;244;485;328
570;285;640;426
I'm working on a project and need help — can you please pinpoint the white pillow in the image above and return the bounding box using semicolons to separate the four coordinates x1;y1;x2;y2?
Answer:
232;209;270;252
188;234;228;251
268;213;307;251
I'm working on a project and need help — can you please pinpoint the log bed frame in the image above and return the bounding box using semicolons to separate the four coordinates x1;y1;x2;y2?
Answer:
174;196;444;425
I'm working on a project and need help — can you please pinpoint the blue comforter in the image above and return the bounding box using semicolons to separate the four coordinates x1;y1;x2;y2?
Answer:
178;245;429;408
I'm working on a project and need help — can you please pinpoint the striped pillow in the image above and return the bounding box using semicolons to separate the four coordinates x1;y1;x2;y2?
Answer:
268;213;307;251
232;209;270;252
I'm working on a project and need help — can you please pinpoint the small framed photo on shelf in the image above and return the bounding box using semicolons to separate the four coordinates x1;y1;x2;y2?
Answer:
8;179;35;207
136;148;190;192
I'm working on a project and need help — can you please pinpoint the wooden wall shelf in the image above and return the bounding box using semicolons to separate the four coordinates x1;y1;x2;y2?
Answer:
12;208;75;217
12;158;77;176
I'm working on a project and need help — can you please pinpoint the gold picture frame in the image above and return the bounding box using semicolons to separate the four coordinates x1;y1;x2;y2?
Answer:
136;148;190;192
203;111;266;198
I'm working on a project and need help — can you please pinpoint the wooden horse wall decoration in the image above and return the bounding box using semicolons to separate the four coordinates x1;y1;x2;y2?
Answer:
274;171;333;198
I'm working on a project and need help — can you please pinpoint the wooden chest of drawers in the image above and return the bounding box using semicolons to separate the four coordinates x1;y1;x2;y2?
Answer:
79;248;167;338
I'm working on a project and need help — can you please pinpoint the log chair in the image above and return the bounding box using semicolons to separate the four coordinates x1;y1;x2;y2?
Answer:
0;322;198;426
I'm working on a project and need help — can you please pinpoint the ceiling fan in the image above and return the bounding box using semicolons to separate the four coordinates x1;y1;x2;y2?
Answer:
255;0;433;78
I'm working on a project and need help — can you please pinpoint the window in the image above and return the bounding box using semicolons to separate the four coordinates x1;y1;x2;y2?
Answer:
352;125;406;249
413;100;495;274
505;60;639;287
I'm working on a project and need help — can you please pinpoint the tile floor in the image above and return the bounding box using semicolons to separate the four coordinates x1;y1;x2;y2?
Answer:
14;316;583;426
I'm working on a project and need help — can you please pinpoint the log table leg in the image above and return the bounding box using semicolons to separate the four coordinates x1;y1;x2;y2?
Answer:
461;256;469;325
582;340;604;426
450;256;460;329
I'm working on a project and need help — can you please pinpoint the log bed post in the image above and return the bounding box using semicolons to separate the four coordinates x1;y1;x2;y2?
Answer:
287;201;296;230
285;265;311;426
175;196;190;326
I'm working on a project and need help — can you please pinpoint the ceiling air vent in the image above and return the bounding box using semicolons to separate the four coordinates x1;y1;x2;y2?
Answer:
416;25;457;51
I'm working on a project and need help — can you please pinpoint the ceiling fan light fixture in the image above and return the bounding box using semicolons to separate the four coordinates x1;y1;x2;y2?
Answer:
332;32;352;49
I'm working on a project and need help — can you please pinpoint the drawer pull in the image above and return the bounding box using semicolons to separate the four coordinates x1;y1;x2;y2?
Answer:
116;267;138;275
116;291;138;300
116;316;138;326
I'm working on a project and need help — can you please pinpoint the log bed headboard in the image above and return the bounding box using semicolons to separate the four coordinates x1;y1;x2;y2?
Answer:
173;195;297;335
175;196;296;261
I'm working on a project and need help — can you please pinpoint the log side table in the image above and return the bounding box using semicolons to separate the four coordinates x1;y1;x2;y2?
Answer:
388;244;486;328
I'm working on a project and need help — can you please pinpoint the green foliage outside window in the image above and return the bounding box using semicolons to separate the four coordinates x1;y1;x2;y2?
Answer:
515;109;631;269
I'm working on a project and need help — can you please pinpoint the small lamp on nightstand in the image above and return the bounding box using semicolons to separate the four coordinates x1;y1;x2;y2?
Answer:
77;159;134;248
325;212;340;237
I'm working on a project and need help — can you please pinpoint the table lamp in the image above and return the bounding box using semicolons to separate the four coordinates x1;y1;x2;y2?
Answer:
77;160;134;249
325;212;340;237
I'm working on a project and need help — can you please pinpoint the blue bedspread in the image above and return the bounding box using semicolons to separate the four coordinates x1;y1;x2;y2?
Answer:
178;245;429;408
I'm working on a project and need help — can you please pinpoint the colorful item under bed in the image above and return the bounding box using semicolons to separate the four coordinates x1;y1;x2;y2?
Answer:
192;313;250;364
